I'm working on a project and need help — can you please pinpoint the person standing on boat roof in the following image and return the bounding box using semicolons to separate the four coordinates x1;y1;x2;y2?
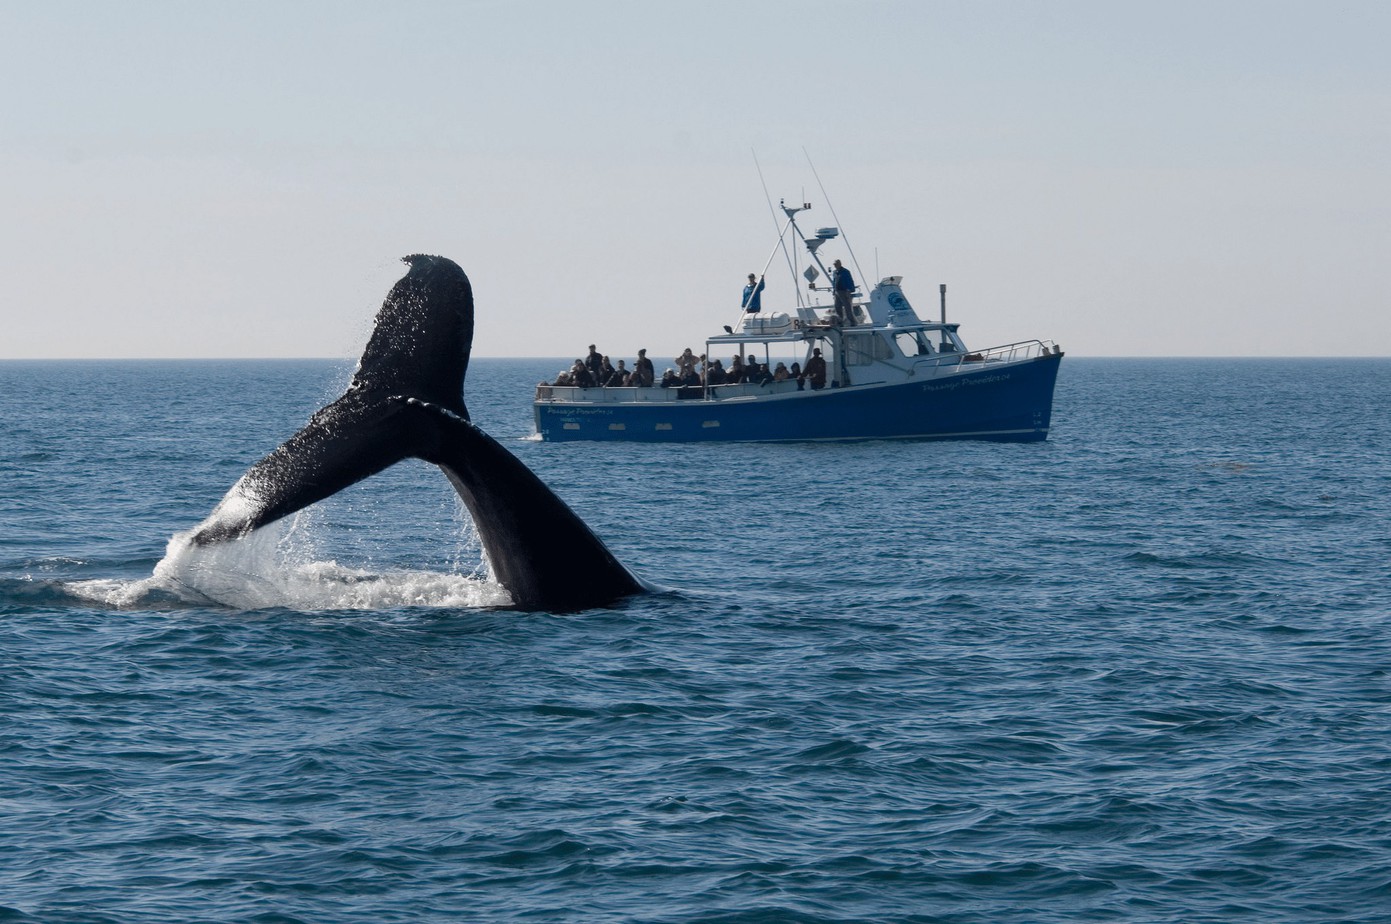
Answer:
742;273;766;313
831;260;855;323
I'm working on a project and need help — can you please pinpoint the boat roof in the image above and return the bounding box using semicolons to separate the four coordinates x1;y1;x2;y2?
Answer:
706;312;960;347
703;200;969;348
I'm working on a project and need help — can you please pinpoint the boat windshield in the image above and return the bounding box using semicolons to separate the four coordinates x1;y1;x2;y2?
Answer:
895;331;934;356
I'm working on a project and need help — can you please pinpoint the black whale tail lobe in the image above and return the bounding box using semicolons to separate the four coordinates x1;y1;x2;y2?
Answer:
187;256;645;611
350;254;475;411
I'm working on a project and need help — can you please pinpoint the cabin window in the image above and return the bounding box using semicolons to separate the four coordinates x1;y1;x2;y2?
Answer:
894;332;932;356
844;333;894;366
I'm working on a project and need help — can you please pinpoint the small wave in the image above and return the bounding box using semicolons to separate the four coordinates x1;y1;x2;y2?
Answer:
477;828;607;868
793;739;872;761
1123;550;1268;570
0;576;123;609
60;576;208;609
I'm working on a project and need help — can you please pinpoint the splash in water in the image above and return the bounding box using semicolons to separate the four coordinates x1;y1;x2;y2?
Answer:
66;514;511;611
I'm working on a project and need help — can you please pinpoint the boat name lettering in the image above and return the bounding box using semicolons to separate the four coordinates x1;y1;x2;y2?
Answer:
548;407;614;418
921;373;1013;393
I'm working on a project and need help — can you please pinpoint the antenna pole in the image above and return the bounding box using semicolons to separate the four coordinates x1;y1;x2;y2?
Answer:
805;148;866;292
940;284;947;324
752;149;782;239
753;150;803;307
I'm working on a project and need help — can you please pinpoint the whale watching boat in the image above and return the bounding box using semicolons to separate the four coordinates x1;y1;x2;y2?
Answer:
534;200;1063;442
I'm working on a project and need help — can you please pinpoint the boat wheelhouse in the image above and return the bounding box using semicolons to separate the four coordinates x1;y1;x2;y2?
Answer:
534;201;1062;443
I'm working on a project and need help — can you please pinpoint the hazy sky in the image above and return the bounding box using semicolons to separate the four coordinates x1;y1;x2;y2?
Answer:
3;1;1388;359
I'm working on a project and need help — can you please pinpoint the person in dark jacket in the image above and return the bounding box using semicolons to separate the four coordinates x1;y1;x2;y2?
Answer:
742;273;766;313
633;348;655;387
831;260;854;323
585;345;604;383
801;349;827;390
745;354;771;386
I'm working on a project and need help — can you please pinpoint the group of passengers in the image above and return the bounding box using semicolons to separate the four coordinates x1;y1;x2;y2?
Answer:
550;344;655;388
546;343;828;391
542;270;842;392
700;347;828;390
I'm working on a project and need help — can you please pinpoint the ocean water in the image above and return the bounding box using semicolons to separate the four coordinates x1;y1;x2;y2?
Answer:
2;356;1390;923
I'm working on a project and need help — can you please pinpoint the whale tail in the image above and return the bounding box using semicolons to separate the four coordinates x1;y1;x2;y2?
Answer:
189;256;644;611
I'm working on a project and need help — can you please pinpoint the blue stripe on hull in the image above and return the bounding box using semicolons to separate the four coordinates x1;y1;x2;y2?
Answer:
535;354;1062;443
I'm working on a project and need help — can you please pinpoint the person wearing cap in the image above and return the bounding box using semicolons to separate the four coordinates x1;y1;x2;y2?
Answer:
831;260;855;323
741;273;766;313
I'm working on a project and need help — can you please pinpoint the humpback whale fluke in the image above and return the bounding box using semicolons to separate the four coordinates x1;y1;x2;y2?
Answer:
189;255;645;611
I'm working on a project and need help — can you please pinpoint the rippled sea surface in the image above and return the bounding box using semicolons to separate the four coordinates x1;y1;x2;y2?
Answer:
3;357;1390;923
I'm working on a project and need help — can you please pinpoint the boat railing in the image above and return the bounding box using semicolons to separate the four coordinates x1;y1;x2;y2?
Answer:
538;385;661;403
535;378;807;403
535;384;709;403
913;339;1055;378
709;379;802;399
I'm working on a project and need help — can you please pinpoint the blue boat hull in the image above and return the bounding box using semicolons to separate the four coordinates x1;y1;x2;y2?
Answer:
534;353;1062;443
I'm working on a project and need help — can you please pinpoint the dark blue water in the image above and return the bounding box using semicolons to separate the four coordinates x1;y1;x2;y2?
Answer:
3;357;1390;923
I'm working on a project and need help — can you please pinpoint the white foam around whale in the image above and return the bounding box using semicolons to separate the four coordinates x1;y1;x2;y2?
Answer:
67;515;512;611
